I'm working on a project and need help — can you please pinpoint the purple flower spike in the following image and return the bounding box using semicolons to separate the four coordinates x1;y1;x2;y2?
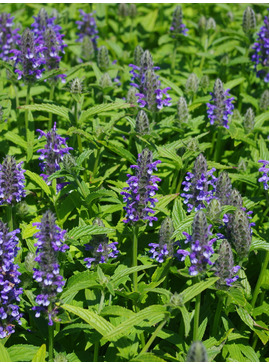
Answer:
170;6;188;37
0;13;21;61
207;78;234;129
0;221;23;338
121;148;161;226
177;211;216;276
181;154;217;213
258;160;269;190
252;12;269;83
37;122;73;191
76;9;98;49
32;211;69;325
0;156;26;205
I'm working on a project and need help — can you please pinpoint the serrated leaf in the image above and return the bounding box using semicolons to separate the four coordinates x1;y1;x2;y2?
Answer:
76;149;93;166
179;305;191;338
32;344;46;362
172;213;195;239
226;288;246;306
61;271;99;303
5;131;28;150
250;239;269;252
7;345;39;362
78;101;131;124
0;342;11;362
224;77;245;90
237;344;260;362
85;189;118;205
98;139;136;164
131;353;166;362
182;277;219;304
19;103;73;121
68;225;115;240
255;112;269;128
25;170;51;197
100;305;135;319
159;76;183;96
111;264;154;288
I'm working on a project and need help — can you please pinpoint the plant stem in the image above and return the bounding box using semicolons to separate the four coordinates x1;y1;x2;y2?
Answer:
48;323;54;362
251;251;269;308
193;278;201;341
212;294;224;337
140;314;169;354
213;127;223;163
48;84;55;130
94;290;105;362
74;101;82;154
25;84;31;141
6;205;13;231
92;147;102;178
93;342;99;362
133;225;139;291
171;40;178;74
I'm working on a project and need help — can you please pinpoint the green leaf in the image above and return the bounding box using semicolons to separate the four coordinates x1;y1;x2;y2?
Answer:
31;344;46;362
237;344;260;362
172;214;195;239
250;239;269;252
255;112;269;129
141;8;158;32
19;103;73;121
78;101;131;124
101;305;135;319
68;225;115;240
159;76;183;96
85;189;118;205
5;131;28;150
182;277;219;304
98;140;136;164
236;307;254;330
25;170;51;197
62;304;115;336
0;342;11;362
131;353;166;362
61;271;99;303
179;305;191;337
224;77;245;90
111;265;154;288
7;345;39;362
155;194;179;214
226;288;246;306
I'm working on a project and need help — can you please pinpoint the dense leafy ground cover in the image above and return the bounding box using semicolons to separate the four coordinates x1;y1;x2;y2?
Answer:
0;2;269;362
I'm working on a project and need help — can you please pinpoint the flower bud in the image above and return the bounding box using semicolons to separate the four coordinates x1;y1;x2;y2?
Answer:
129;4;137;19
170;292;184;307
229;209;252;259
200;75;209;92
185;73;199;96
70;78;83;94
99;73;113;88
198;16;207;32
242;7;256;34
170;6;188;36
260;90;269;111
215;172;232;205
149;217;175;262
177;96;189;123
54;353;68;362
16;201;30;219
140;50;154;77
134;45;144;66
136;110;150;135
227;11;234;22
25;251;36;272
62;154;77;174
127;87;138;104
215;240;240;288
81;35;94;60
232;109;241;121
206;17;216;31
118;3;129;17
229;189;243;208
0;105;3;122
238;159;247;172
186;138;199;152
207;198;222;223
186;341;208;362
244;107;255;133
97;45;109;71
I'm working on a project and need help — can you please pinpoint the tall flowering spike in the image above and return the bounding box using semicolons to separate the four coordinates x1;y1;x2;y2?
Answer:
170;6;188;36
181;154;217;213
70;77;83;94
97;45;109;71
84;218;119;269
0;13;20;61
229;188;243;207
198;16;207;32
177;96;189;123
252;13;269;82
136;110;150;135
37;122;73;188
32;211;69;325
99;73;113;88
206;198;222;224
76;9;98;49
258;160;269;190
121;148;161;226
215;171;232;205
244;107;255;133
229;209;252;259
200;75;210;92
207;78;234;129
186;341;208;362
81;35;94;61
149;217;175;263
206;17;216;31
11;28;46;82
260;90;269;111
177;211;216;276
215;240;240;288
185;73;199;96
134;45;144;66
129;4;137;19
0;156;26;205
242;7;256;34
0;221;23;338
118;3;129;17
127;87;138;104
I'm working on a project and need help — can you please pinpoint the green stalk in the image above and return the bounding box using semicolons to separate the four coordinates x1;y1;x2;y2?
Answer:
25;84;31;141
213;127;223;163
6;205;13;231
251;251;269;308
92;147;102;178
133;225;139;291
48;322;54;362
171;39;178;75
48;84;55;130
140;314;169;354
94;290;105;361
74;101;82;155
212;294;224;337
193;278;201;341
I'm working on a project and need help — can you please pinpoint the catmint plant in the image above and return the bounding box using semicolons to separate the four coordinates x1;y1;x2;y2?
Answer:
136;110;150;135
121;148;161;226
186;341;208;362
0;13;20;61
181;154;217;213
76;9;98;49
215;239;240;287
97;45;109;71
99;73;113;88
207;78;234;128
215;171;232;205
242;6;256;34
81;35;94;61
0;156;26;205
260;89;269;110
149;217;176;262
258;160;269;190
177;96;189;123
127;87;138;104
32;211;68;325
185;73;199;96
0;221;23;338
228;209;252;259
84;218;119;269
252;12;269;82
170;6;188;36
134;45;144;66
244;107;255;133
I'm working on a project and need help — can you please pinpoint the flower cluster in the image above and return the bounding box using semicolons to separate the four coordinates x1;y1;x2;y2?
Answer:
76;9;98;49
0;221;23;338
129;50;172;111
258;160;269;190
149;217;176;263
37;122;73;190
182;154;217;213
32;211;69;325
207;78;234;128
84;218;119;269
252;13;269;83
215;239;240;287
121;148;161;226
170;6;188;36
0;155;26;205
0;13;20;61
177;211;216;276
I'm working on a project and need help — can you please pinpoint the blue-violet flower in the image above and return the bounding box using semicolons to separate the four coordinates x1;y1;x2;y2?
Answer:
76;9;98;49
252;12;269;82
0;13;20;61
170;6;188;36
258;159;269;190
